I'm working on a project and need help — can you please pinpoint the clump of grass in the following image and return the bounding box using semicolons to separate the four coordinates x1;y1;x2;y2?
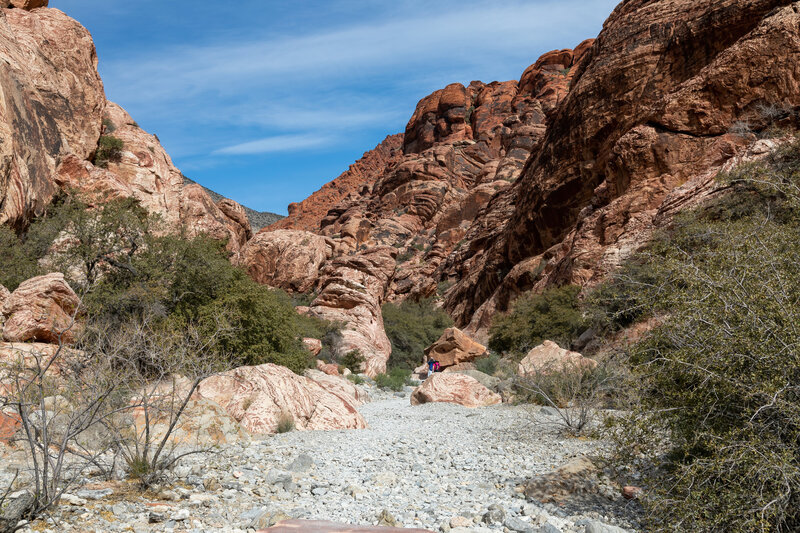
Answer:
275;411;295;433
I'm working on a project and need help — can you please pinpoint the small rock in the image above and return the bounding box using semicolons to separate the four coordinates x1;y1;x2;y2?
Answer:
376;509;397;527
622;485;642;500
59;494;87;506
75;488;113;500
265;469;292;485
505;516;536;533
539;406;560;417
482;504;505;524
539;522;562;533
450;516;472;528
288;453;315;473
171;508;190;521
148;512;166;524
584;521;628;533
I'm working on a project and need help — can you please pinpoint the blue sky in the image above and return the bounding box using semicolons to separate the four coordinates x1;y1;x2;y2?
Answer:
56;0;619;215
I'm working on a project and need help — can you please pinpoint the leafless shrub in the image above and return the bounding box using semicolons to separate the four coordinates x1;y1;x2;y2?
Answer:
515;359;626;436
728;120;753;137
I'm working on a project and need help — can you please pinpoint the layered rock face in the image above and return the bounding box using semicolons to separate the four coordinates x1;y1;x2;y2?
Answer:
247;45;592;369
0;4;251;252
0;5;104;228
444;0;800;333
308;247;396;376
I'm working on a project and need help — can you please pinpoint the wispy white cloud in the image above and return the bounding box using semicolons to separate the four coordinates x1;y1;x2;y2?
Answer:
213;133;337;155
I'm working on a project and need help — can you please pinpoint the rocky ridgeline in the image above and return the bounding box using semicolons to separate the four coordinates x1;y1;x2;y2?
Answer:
236;0;800;375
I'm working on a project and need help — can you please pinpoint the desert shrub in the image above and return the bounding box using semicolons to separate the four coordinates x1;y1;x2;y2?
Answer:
474;353;500;376
346;374;364;385
375;367;412;391
276;411;295;433
383;298;453;370
516;359;625;434
0;225;39;290
94;135;124;168
488;285;586;356
603;140;800;532
339;350;365;374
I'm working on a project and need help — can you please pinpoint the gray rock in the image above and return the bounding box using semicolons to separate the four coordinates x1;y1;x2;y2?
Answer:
505;516;537;533
265;469;292;485
148;511;166;524
539;523;562;533
539;406;561;417
482;503;506;524
75;488;114;500
0;491;34;531
584;521;628;533
454;369;501;390
288;453;315;473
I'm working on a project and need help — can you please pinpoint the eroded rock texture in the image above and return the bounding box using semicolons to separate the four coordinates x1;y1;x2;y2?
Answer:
1;273;81;343
197;363;367;434
411;373;501;408
444;0;800;335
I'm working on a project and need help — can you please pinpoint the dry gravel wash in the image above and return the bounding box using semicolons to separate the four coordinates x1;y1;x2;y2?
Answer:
7;389;640;532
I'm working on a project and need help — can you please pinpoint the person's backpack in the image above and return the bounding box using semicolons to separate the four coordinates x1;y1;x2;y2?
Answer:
433;361;440;372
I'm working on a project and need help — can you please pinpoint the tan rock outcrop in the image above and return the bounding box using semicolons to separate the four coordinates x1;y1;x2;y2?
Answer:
1;273;80;343
424;328;487;369
0;6;105;228
517;341;597;377
315;359;339;376
237;230;333;293
304;368;368;407
303;339;322;356
197;363;366;434
308;247;396;377
410;373;501;408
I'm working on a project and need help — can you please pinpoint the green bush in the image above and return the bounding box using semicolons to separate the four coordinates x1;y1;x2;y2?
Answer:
383;298;453;370
346;374;364;385
339;350;365;374
95;135;124;168
488;285;586;356
375;367;412;391
275;411;295;433
0;225;39;290
474;353;500;376
603;139;800;532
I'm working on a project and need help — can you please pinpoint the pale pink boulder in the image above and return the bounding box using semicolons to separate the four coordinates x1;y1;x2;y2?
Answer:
315;358;340;376
304;368;368;406
411;373;501;408
517;341;597;377
1;273;81;344
197;364;366;434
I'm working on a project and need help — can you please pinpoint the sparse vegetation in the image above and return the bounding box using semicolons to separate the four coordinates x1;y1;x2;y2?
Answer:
488;285;586;357
339;350;365;374
94;135;124;168
375;367;412;391
383;298;453;370
276;411;296;433
597;138;800;532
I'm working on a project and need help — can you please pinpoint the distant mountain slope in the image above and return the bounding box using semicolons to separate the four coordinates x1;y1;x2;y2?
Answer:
182;176;284;232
